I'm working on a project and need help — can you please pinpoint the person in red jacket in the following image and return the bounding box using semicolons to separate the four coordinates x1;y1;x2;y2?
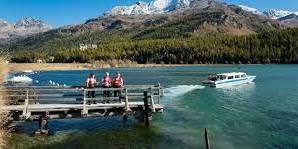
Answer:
102;72;112;97
86;74;96;104
113;72;124;97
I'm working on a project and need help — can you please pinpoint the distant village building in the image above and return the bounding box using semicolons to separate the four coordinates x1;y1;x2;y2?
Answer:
48;56;55;63
37;59;43;63
79;43;98;51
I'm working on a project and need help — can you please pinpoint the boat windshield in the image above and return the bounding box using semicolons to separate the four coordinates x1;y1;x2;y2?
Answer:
208;74;227;81
218;75;227;80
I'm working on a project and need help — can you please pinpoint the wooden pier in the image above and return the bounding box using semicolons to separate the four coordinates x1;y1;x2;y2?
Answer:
1;84;164;132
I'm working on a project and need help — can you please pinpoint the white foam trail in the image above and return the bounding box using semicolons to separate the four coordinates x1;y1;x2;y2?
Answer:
164;85;205;97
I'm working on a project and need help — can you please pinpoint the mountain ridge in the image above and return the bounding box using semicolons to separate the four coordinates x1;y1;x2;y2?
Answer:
0;17;52;44
4;2;285;52
105;0;219;16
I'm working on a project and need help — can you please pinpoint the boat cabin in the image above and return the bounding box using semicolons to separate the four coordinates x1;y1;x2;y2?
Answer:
209;72;247;81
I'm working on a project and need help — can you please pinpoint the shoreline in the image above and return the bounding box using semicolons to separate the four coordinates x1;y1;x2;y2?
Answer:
5;63;266;72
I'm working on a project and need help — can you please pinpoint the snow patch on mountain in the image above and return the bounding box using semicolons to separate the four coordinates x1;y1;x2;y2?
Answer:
106;0;175;16
15;17;52;30
105;0;213;16
263;9;293;19
0;17;52;43
238;5;263;15
149;0;175;13
238;5;262;15
237;5;298;20
107;1;149;16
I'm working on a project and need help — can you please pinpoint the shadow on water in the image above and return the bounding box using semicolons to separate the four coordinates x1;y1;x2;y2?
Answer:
9;116;197;149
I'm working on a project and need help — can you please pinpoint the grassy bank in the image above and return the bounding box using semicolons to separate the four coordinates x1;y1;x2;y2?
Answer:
7;63;90;72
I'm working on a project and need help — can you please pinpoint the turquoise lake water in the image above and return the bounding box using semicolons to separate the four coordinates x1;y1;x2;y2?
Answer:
9;65;298;149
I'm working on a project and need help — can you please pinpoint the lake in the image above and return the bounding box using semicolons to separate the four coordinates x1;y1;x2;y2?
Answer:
9;65;298;149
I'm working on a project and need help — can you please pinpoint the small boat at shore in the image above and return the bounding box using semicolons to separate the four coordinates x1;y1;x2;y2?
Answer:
202;72;256;88
7;75;33;83
22;70;33;73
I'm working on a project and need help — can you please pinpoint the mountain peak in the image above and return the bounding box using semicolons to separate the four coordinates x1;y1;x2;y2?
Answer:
0;17;52;44
0;19;11;28
15;17;52;30
263;9;293;19
105;0;216;16
148;0;175;13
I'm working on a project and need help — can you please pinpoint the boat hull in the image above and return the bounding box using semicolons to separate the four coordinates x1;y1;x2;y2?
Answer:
204;76;256;88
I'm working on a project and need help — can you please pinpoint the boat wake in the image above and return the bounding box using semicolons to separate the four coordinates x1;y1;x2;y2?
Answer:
164;85;205;98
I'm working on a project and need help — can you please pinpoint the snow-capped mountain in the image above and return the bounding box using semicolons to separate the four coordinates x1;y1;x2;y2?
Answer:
277;13;298;27
105;0;214;16
263;9;293;19
0;19;11;28
106;0;297;20
237;5;298;24
237;5;294;19
0;17;52;44
15;17;52;30
149;0;175;13
107;1;150;16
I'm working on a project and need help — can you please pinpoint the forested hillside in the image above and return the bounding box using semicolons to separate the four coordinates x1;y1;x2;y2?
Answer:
4;3;298;64
10;28;298;64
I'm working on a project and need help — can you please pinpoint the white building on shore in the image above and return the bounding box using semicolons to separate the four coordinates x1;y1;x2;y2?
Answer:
79;43;98;51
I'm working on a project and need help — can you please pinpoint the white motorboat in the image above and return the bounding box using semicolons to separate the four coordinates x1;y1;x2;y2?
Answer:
7;75;33;83
202;72;256;88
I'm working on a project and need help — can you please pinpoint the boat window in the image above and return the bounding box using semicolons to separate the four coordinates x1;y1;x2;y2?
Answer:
219;75;227;80
228;76;234;79
235;75;240;78
241;74;247;78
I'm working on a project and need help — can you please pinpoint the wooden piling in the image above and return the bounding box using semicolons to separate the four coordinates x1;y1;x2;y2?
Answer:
22;89;29;119
35;114;48;135
82;89;88;117
144;91;149;128
124;89;131;111
149;88;156;112
205;128;211;149
158;83;161;104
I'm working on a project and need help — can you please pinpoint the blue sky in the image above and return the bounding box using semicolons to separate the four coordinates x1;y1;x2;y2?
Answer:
0;0;297;27
225;0;298;12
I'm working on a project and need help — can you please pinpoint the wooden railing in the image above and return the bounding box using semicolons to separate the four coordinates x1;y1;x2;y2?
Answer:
1;84;164;119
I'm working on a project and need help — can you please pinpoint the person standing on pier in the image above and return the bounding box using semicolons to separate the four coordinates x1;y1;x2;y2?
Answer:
113;72;124;97
102;72;112;97
86;74;96;104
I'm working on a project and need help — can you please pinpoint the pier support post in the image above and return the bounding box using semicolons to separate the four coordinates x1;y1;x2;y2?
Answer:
158;83;161;104
122;114;128;126
205;128;211;149
143;91;149;128
82;89;88;117
124;89;131;111
22;89;30;119
149;88;155;112
35;114;48;135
